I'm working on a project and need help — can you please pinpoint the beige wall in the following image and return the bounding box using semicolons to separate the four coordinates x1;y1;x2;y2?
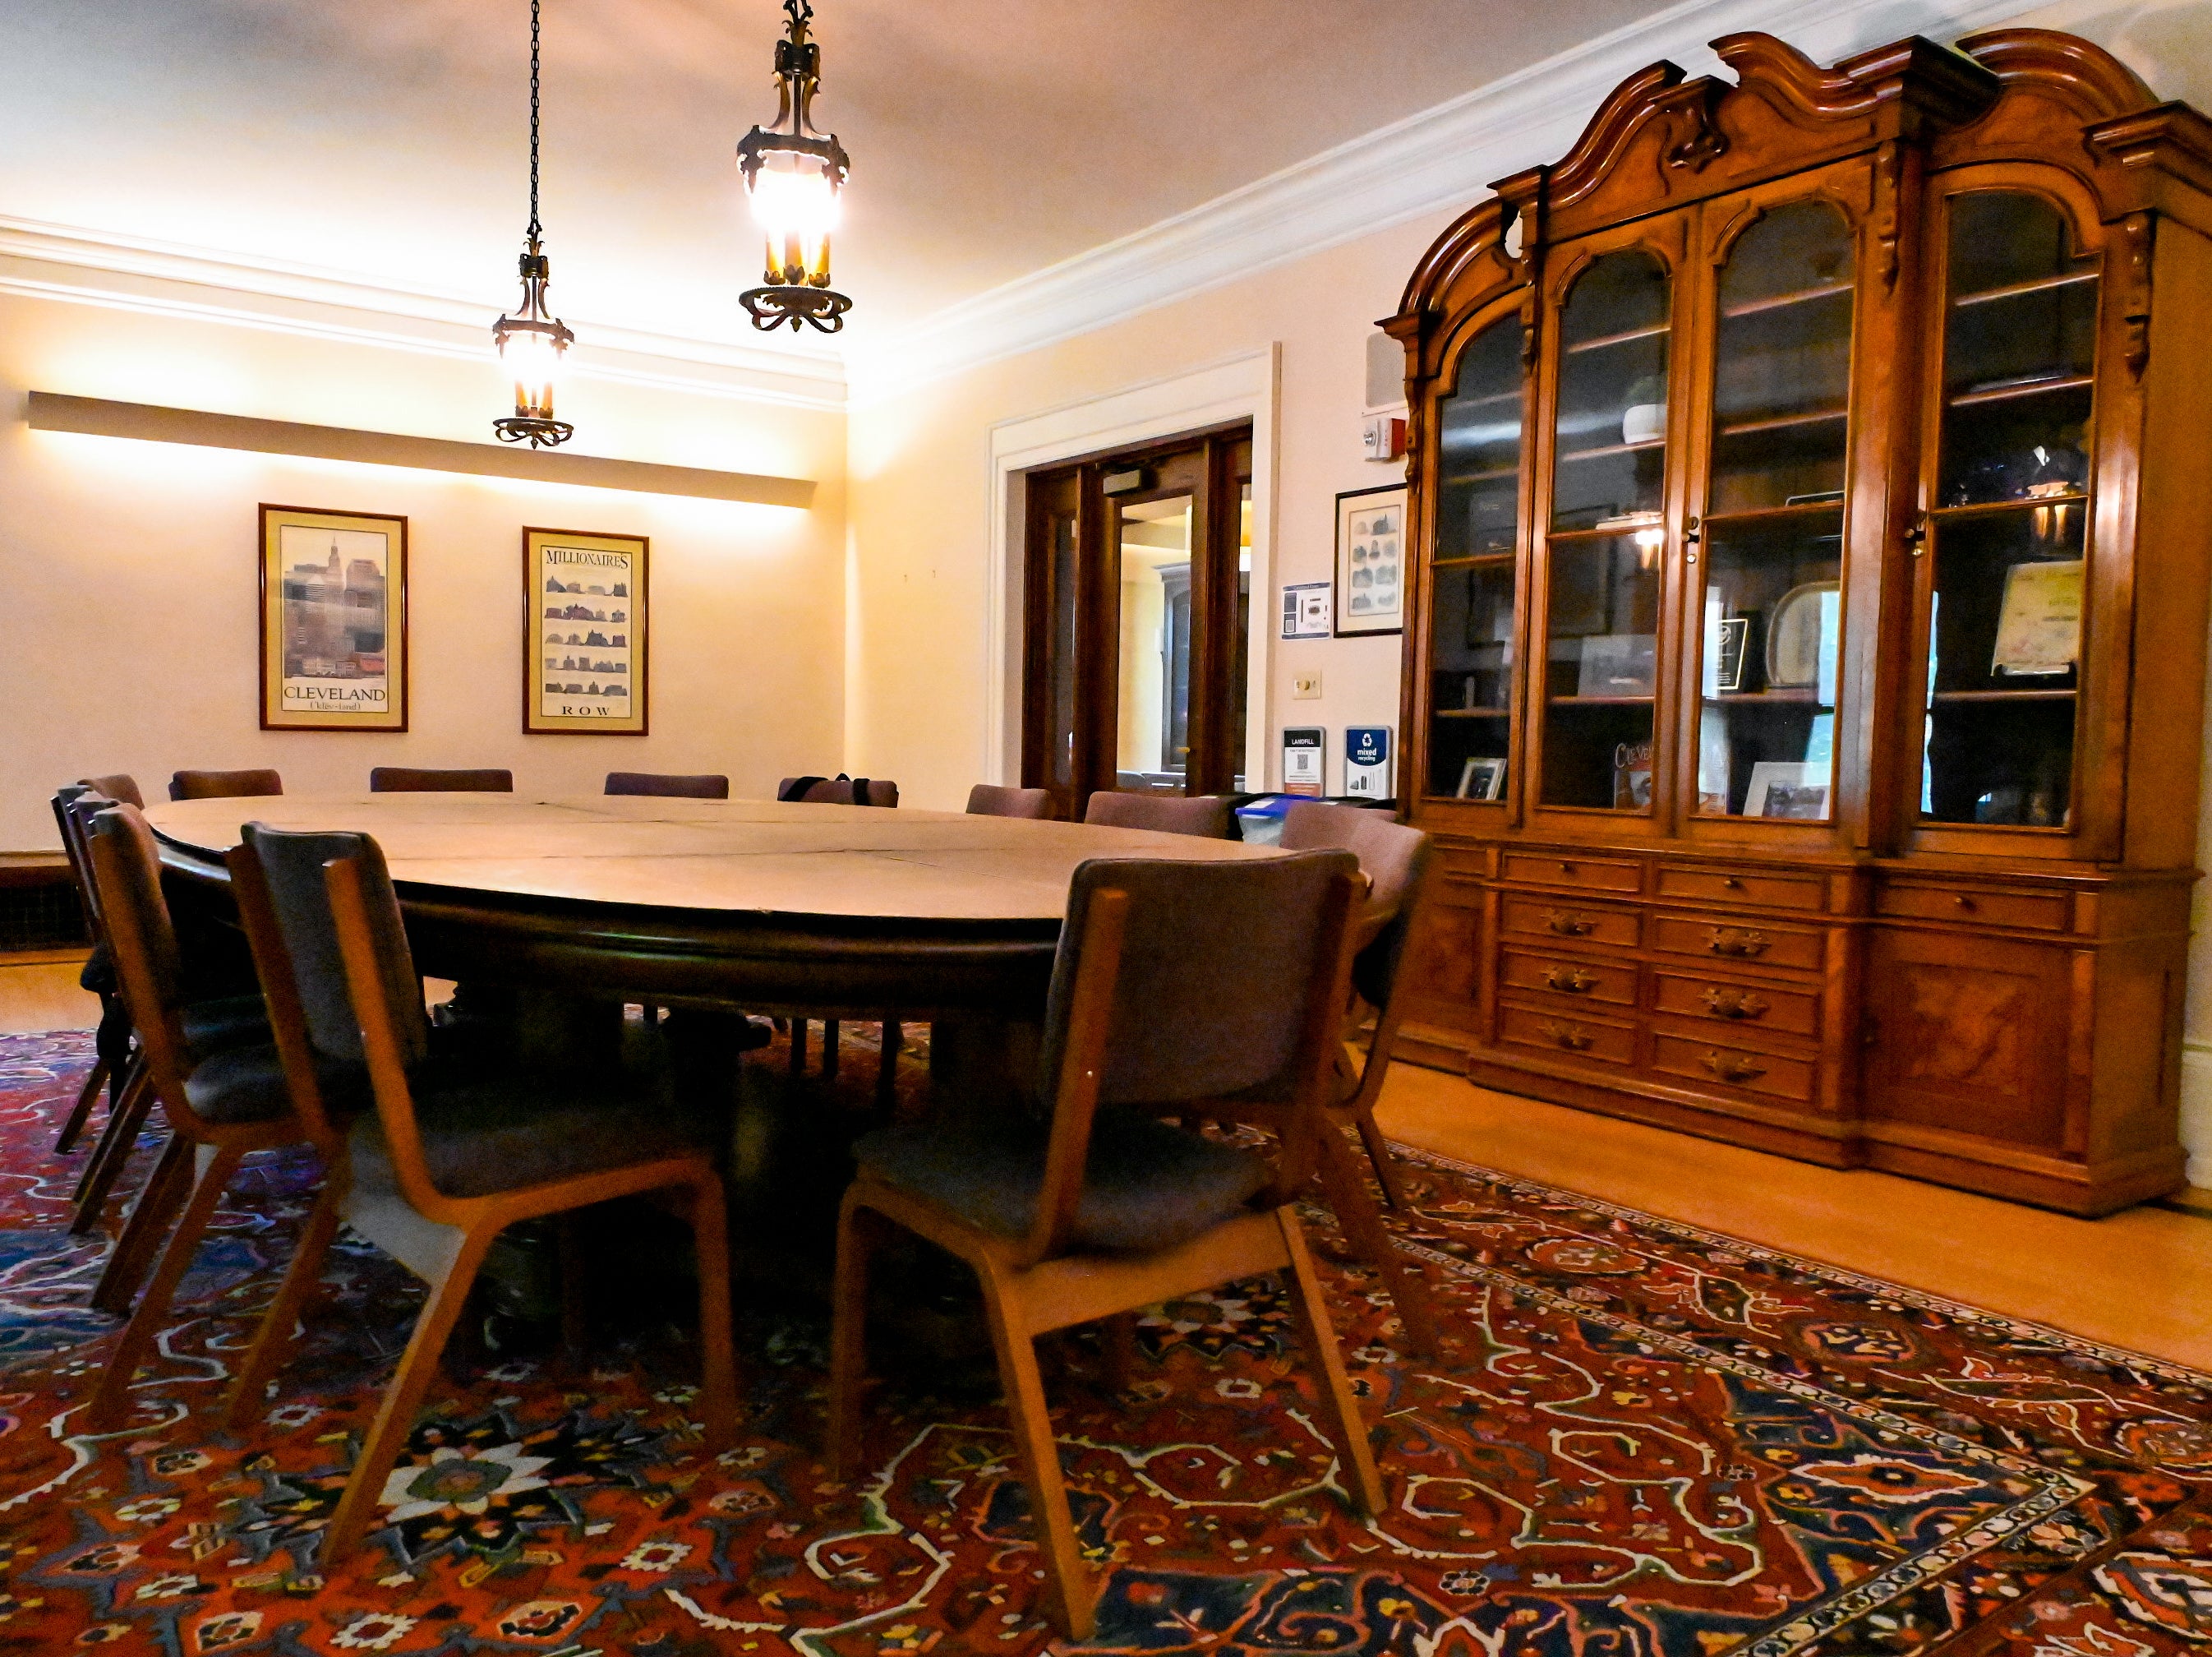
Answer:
0;289;845;850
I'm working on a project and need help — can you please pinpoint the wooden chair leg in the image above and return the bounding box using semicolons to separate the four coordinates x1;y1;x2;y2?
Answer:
1350;1101;1409;1210
788;1019;809;1077
1315;1127;1439;1359
978;1271;1093;1642
826;1194;879;1482
823;1020;841;1081
90;1132;194;1314
1274;1207;1386;1518
688;1177;738;1452
53;1054;110;1154
321;1232;493;1567
83;1143;242;1433
223;1181;343;1430
71;1061;152;1230
1099;1312;1139;1395
874;1022;901;1113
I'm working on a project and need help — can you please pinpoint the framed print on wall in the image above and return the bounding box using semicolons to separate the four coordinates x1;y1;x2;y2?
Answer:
1334;482;1406;637
260;504;408;731
525;527;648;735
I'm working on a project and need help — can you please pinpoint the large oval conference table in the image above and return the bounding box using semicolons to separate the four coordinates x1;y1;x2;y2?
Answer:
147;793;1275;1023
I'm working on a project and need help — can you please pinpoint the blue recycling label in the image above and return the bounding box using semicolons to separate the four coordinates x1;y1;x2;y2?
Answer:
1346;727;1390;766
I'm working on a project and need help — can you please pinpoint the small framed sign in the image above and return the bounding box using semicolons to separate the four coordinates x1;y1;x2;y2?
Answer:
1283;726;1325;796
1334;483;1406;637
1281;581;1332;640
1344;725;1394;800
259;504;408;732
525;528;648;735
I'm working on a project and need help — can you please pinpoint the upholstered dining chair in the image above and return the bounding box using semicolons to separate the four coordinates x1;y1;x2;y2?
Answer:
606;770;730;799
965;782;1053;819
1203;801;1442;1355
75;804;311;1431
1081;791;1231;838
827;851;1384;1640
777;774;899;807
369;767;515;792
169;768;283;801
224;826;736;1564
78;773;145;808
48;786;133;1153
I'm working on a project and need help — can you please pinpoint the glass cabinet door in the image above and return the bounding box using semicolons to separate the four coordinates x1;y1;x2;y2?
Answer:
1426;316;1524;801
1540;250;1671;810
1919;191;2097;828
1690;201;1856;820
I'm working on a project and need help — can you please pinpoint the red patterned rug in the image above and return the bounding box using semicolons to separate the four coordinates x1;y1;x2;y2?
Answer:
0;1026;2206;1657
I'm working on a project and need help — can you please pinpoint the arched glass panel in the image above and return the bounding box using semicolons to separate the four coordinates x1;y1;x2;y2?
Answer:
1693;200;1855;819
1426;316;1523;800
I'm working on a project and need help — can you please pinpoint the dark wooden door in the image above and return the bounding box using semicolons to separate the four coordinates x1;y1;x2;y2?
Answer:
1021;427;1253;819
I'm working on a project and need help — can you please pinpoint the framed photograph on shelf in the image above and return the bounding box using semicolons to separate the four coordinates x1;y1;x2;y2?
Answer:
1456;756;1508;801
1334;483;1406;637
259;504;408;732
1744;760;1831;820
525;528;648;735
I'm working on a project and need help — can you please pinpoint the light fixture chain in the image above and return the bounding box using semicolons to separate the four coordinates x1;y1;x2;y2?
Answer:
527;0;543;242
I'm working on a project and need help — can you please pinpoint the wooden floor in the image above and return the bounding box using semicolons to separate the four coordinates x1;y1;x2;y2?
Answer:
6;948;2205;1372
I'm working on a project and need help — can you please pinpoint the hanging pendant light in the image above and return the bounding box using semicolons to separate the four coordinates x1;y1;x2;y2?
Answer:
493;0;575;446
737;0;852;333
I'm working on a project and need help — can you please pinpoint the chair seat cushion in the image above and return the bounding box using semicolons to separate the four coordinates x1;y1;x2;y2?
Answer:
182;1043;298;1125
399;1069;718;1199
180;993;270;1059
854;1107;1271;1254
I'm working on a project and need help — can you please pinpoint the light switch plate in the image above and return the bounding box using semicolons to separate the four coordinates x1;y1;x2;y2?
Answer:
1293;670;1323;699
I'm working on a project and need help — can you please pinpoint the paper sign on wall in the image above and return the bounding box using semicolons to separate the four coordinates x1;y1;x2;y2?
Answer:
1283;727;1325;796
1280;582;1331;639
1344;725;1393;801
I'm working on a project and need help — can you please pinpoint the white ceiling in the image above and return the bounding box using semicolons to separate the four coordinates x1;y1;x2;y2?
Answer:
0;0;1678;356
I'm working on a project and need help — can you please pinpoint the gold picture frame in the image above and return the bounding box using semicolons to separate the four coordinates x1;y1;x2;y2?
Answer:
259;504;408;731
524;527;648;735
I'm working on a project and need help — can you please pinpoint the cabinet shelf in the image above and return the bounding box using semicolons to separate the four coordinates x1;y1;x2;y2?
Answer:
1549;695;1656;706
1930;688;2076;703
1933;492;2087;519
1703;690;1830;705
1441;464;1520;484
1949;373;2094;408
1432;553;1516;569
1556;438;1666;464
1952;269;2098;309
1435;707;1511;718
1565;321;1669;355
1701;499;1846;527
1721;282;1853;320
1717;407;1849;437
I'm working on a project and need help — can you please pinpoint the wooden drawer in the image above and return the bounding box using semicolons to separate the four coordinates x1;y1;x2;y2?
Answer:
1656;865;1826;913
1500;852;1642;895
1498;1001;1637;1067
1876;882;2069;933
1500;947;1637;1008
1650;1032;1817;1104
1651;969;1820;1037
1500;893;1641;950
1650;912;1825;972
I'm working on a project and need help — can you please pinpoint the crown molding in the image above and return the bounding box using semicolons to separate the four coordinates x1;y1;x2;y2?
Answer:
848;0;2032;407
0;215;847;412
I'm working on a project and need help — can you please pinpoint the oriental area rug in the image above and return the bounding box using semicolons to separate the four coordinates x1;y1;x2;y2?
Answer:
0;1027;2206;1657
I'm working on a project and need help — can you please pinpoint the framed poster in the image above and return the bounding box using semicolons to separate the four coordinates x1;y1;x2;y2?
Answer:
260;505;408;731
524;528;648;735
1334;482;1406;637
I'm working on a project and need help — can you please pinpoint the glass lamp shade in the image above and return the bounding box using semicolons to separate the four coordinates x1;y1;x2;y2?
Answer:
495;316;569;419
747;150;841;287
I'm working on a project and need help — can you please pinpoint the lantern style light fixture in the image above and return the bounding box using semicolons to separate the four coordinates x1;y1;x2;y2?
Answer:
737;0;852;332
492;0;576;447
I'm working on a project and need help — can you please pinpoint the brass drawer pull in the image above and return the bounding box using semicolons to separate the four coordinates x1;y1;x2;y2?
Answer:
1701;1050;1768;1084
1545;908;1597;937
1699;985;1770;1020
1539;1019;1593;1052
1707;925;1768;958
1543;964;1599;994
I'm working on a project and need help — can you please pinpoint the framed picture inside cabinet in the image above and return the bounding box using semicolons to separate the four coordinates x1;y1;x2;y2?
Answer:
259;504;408;731
525;528;648;735
1334;483;1406;636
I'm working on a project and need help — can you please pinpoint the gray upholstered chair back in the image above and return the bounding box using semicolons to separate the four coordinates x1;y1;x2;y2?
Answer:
966;783;1053;819
606;771;730;799
244;824;430;1069
79;773;145;809
1082;792;1230;838
1039;850;1358;1110
370;768;514;793
171;768;283;801
1281;802;1434;1009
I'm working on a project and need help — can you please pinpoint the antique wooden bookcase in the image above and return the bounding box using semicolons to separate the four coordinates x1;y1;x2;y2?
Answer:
1388;29;2212;1212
